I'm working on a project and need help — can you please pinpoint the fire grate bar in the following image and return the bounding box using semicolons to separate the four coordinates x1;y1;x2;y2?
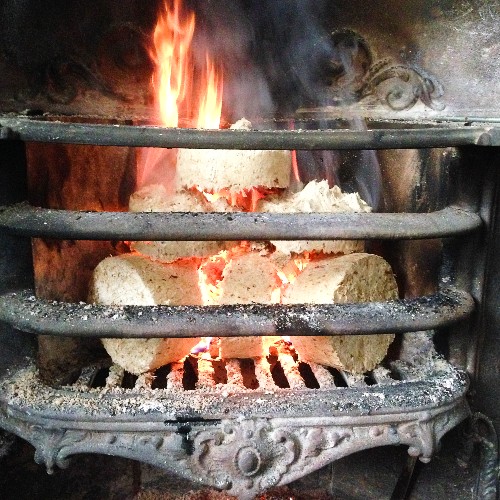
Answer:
0;287;474;338
87;352;381;393
0;203;482;241
308;363;336;388
0;116;499;148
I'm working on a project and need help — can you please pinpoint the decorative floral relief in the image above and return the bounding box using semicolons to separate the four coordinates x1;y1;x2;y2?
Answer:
358;59;445;111
0;403;468;499
190;419;297;494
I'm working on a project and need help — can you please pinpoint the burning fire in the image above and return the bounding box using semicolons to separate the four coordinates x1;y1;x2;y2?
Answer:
277;256;310;285
138;0;224;193
204;187;282;212
196;55;223;129
145;1;299;358
149;0;223;129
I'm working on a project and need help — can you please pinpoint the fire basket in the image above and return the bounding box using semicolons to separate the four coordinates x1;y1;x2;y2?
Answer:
0;115;494;498
0;1;500;498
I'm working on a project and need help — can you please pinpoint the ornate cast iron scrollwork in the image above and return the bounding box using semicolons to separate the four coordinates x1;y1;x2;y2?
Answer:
0;401;468;499
358;58;445;111
5;20;443;113
324;30;444;111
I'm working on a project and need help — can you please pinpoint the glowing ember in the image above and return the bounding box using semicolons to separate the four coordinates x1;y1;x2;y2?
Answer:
291;150;300;184
276;256;310;286
204;187;283;212
270;287;281;303
202;191;224;203
197;249;235;305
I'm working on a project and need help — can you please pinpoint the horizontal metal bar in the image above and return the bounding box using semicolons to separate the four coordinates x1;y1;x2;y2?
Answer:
0;288;474;338
0;116;498;149
0;204;482;241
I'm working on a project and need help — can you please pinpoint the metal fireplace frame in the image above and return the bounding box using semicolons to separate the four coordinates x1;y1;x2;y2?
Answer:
0;116;499;498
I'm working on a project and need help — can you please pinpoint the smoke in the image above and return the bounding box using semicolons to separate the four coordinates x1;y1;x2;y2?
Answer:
189;0;275;123
188;0;338;120
188;0;382;207
244;0;334;113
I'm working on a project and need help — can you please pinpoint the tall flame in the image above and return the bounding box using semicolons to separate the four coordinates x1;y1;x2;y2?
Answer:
138;0;223;189
150;0;223;129
150;0;194;127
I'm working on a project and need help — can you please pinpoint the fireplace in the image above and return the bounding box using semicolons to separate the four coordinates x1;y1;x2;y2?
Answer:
1;1;500;498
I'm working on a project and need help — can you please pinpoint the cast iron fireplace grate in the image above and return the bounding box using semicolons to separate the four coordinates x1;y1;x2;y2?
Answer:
0;115;496;498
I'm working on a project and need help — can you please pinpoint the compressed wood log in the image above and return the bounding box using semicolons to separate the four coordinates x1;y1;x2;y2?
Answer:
176;119;292;193
89;254;202;375
129;184;233;262
258;180;370;256
282;253;398;373
208;251;281;359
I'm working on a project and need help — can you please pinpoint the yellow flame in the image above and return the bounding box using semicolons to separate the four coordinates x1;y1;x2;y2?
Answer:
196;55;223;129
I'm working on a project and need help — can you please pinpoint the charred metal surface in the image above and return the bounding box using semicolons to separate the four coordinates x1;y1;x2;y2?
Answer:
0;203;482;241
0;116;499;149
0;287;474;339
0;358;469;499
0;1;499;121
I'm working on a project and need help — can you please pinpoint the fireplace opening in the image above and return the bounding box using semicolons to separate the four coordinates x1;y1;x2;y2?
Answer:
1;0;500;498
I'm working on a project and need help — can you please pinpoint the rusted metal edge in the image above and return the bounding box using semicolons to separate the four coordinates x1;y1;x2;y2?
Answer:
0;116;497;148
0;204;482;241
0;287;474;338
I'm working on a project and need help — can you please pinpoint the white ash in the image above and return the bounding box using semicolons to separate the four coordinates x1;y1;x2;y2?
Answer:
278;352;306;389
308;363;336;388
166;362;184;390
106;364;125;388
0;358;467;421
225;359;245;389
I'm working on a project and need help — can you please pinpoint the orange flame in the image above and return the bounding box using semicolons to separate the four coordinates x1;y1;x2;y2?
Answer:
197;55;224;129
276;256;310;286
150;0;223;129
198;250;230;305
150;0;195;127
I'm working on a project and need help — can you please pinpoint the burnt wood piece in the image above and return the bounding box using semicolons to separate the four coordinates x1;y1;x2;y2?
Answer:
25;131;136;385
0;287;474;339
0;204;482;241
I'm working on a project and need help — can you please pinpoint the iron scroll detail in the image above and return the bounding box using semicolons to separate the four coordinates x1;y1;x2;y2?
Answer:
324;30;445;111
358;59;445;111
0;402;468;499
